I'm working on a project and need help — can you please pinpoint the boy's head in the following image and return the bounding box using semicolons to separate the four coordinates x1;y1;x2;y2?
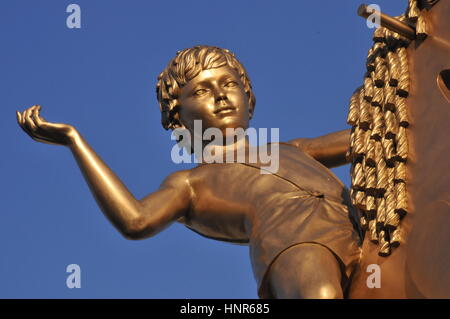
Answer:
156;46;256;133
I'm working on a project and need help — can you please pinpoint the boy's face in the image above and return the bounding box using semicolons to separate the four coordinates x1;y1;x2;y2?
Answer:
177;66;252;137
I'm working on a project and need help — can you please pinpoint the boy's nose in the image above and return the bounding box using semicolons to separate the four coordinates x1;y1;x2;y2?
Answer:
215;91;228;103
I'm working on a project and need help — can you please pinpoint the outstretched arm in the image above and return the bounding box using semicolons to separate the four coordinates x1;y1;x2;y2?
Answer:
287;129;351;168
17;105;191;240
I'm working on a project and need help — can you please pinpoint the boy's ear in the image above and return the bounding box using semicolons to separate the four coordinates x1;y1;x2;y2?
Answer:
171;109;184;129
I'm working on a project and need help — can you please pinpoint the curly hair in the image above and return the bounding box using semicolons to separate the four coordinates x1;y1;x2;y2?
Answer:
156;45;256;130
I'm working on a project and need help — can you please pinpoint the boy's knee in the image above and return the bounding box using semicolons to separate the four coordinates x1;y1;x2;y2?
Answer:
303;283;343;299
269;277;343;299
267;243;344;299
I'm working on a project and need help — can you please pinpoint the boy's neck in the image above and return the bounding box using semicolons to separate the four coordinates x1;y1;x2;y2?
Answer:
195;135;250;164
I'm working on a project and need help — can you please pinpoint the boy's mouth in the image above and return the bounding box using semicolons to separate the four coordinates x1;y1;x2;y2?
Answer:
214;106;236;115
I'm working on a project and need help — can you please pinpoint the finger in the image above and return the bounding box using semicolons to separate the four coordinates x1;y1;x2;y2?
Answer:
17;112;29;134
16;111;23;126
18;110;26;127
29;105;44;124
28;107;51;140
34;106;50;127
31;106;43;128
31;107;56;140
16;111;30;134
34;105;42;116
17;108;38;136
24;106;38;131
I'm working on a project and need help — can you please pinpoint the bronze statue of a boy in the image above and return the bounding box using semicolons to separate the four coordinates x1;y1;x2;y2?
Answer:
17;45;362;298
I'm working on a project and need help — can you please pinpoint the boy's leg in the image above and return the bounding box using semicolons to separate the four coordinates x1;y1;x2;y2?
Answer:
267;243;343;299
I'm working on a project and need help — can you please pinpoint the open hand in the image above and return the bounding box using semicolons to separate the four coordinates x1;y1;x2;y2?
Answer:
16;105;77;146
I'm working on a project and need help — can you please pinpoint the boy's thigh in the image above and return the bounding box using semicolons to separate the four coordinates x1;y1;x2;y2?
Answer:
266;242;343;299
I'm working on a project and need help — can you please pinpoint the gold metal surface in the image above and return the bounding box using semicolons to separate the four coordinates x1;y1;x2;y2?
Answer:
348;0;450;298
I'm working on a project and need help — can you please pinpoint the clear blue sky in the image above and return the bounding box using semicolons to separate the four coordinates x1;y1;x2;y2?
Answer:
1;0;408;298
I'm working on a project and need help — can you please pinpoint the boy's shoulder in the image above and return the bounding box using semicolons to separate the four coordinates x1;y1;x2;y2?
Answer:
160;166;214;188
161;168;192;189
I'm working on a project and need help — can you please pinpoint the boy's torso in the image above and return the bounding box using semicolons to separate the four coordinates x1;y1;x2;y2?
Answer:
178;142;355;243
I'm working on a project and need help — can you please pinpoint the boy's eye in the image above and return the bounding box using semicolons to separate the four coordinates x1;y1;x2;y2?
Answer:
193;88;208;96
225;81;238;88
